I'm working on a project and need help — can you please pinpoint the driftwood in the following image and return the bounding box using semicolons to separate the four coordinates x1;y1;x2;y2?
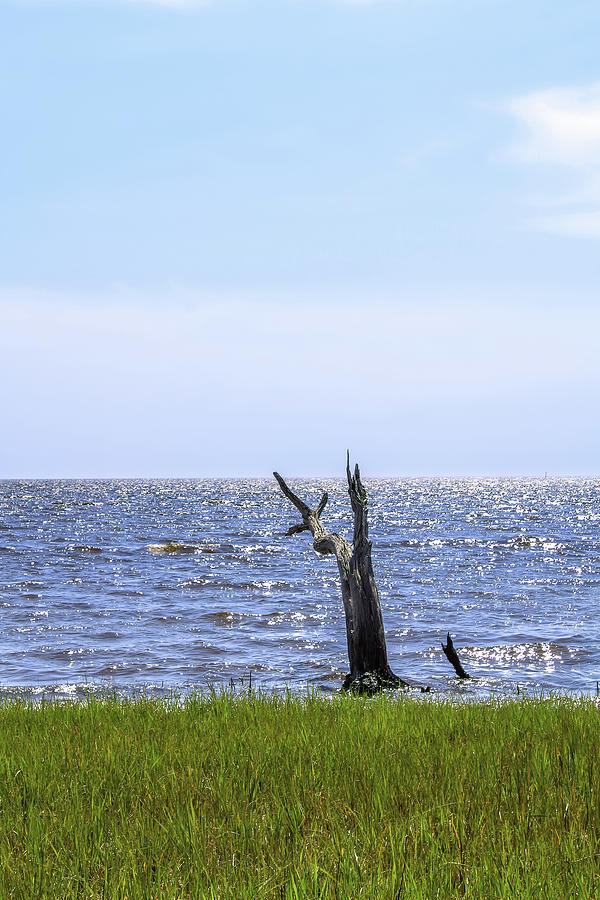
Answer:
274;454;406;694
441;632;470;679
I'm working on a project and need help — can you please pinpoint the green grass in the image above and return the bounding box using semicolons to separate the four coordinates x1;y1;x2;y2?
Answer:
1;691;600;898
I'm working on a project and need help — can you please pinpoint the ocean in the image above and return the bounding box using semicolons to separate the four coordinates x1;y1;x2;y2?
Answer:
0;477;598;700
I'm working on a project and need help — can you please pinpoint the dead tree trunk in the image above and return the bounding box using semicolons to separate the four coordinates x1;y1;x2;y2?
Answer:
274;454;407;694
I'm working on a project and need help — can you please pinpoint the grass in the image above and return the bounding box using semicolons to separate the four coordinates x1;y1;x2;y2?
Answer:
1;691;600;898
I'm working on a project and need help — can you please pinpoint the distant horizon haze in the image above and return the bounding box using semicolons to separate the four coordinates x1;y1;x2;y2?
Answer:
1;0;599;478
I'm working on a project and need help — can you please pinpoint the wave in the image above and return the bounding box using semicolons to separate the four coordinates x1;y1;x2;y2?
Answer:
202;611;245;626
67;544;103;554
503;534;565;552
147;541;199;554
147;541;235;555
199;609;324;630
460;641;580;668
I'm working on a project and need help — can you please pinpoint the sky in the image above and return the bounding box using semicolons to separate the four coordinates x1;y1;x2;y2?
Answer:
1;0;599;477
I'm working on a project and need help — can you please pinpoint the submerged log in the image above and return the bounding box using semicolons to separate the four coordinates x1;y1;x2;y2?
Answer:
274;454;406;694
441;632;470;679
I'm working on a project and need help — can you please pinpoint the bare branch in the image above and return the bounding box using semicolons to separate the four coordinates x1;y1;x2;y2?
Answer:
273;472;310;519
285;523;310;537
316;492;328;519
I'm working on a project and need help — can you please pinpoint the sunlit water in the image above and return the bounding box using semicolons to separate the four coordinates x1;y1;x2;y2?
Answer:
0;478;599;700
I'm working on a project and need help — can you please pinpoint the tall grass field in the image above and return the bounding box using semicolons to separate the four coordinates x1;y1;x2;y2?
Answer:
1;692;599;898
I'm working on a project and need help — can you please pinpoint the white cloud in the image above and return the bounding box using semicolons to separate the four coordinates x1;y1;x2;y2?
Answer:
532;210;600;239
503;82;600;239
506;83;600;166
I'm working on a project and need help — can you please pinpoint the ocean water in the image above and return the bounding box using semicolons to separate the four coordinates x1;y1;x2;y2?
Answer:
0;477;598;700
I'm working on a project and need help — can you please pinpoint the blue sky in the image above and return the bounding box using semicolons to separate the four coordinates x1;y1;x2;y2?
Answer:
1;0;599;476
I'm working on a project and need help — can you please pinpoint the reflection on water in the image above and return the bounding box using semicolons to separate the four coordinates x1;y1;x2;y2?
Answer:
0;477;599;699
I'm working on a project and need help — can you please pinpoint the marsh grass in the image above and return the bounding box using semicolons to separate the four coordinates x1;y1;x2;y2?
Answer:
1;691;599;898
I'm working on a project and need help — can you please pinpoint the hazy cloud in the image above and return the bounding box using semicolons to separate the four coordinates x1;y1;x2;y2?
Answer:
2;286;598;475
532;210;600;239
506;83;600;166
504;83;600;238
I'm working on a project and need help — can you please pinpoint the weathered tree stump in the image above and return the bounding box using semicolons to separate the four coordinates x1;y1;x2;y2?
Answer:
274;454;407;694
441;632;470;679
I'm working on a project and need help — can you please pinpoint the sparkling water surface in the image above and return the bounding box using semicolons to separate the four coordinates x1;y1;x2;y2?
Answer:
0;478;598;700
